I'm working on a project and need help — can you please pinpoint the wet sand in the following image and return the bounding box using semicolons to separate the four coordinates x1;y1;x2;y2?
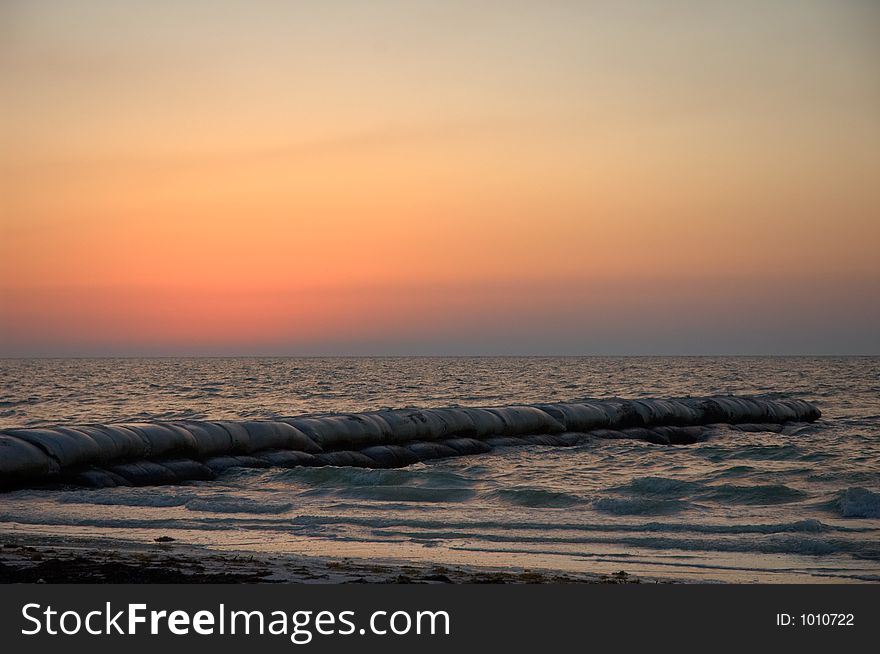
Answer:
0;533;653;584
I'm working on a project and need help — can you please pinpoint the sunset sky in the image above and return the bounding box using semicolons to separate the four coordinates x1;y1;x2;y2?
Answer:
2;0;879;355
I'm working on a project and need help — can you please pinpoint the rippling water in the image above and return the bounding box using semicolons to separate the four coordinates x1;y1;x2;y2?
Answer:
2;357;879;582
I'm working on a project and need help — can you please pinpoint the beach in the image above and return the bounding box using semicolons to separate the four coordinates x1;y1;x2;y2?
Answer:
1;357;878;584
1;531;650;584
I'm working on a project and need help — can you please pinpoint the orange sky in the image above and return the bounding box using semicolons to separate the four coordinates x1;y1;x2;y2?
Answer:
2;1;879;354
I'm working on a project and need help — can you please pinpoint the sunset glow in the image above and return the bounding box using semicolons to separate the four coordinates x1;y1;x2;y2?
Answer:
2;0;879;354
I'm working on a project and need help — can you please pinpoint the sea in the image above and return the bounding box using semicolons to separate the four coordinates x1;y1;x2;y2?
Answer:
1;356;879;582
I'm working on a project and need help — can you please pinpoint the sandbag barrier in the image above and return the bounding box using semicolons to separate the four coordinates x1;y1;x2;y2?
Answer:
0;396;820;490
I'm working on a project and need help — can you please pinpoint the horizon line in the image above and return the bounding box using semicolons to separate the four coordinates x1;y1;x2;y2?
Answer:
2;353;878;360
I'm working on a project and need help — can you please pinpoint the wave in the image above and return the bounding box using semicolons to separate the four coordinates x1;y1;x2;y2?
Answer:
299;485;477;503
610;476;704;497
696;444;832;463
55;489;193;508
54;488;291;514
699;483;807;506
602;475;807;508
271;465;476;489
836;487;880;518
332;528;880;559
707;465;756;479
184;496;294;514
4;505;874;539
488;487;584;508
0;395;821;490
592;497;692;515
287;514;871;535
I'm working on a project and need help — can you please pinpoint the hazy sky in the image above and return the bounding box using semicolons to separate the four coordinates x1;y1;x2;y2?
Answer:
2;0;879;355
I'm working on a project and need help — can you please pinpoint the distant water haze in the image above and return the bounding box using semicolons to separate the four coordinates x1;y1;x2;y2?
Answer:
2;1;878;355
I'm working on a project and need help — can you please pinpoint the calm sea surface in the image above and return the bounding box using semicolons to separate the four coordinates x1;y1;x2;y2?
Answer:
2;357;879;582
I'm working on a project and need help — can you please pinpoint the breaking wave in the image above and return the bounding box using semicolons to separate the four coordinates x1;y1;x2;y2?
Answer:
836;487;880;518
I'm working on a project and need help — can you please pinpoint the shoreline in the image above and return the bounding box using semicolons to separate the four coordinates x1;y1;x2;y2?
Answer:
0;532;656;584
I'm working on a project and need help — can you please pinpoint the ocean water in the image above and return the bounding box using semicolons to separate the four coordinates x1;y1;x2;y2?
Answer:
1;356;879;582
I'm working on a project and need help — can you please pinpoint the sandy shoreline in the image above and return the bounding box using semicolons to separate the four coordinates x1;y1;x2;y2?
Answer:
0;532;655;584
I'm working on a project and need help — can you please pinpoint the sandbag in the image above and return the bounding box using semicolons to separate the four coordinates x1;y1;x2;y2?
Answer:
241;421;319;453
424;408;478;438
374;409;448;442
693;398;728;425
0;395;822;490
486;406;564;435
313;450;376;467
5;428;103;468
458;408;507;437
70;425;150;461
609;401;650;428
442;437;492;456
108;461;180;485
637;399;695;425
203;455;272;474
285;415;385;449
651;426;707;444
405;441;459;461
521;434;568;446
255;450;318;467
211;421;253;453
663;399;700;425
556;432;592;446
791;399;821;422
589;429;629;441
174;421;234;456
620;427;670;445
123;423;198;457
359;445;420;468
631;400;664;425
66;468;129;488
712;397;748;423
211;421;318;454
281;417;328;445
540;402;610;431
0;434;59;482
157;458;215;481
484;436;528;447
